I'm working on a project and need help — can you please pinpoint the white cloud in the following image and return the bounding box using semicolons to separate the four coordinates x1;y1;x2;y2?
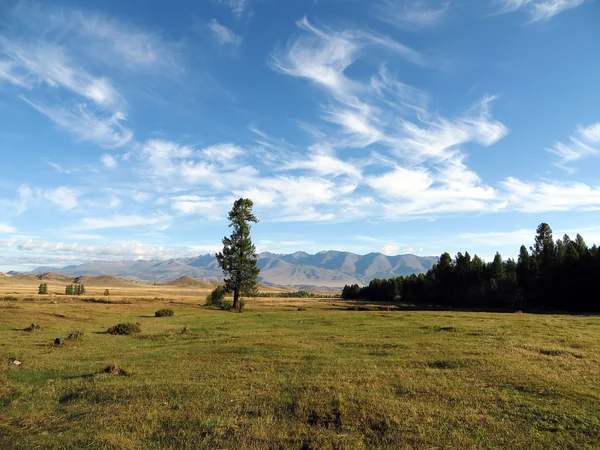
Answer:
132;192;150;203
501;177;600;212
0;59;29;86
207;19;242;46
546;122;600;171
43;187;79;210
381;244;400;255
0;224;17;234
0;237;189;261
283;144;362;178
216;0;249;19
493;0;586;21
200;143;244;161
101;154;118;168
9;2;181;72
232;189;277;207
1;39;124;109
47;162;72;174
530;0;585;21
171;195;231;219
21;98;132;148
376;1;449;30
78;214;171;230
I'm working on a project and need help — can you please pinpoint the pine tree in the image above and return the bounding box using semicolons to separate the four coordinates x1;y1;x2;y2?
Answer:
531;223;555;265
38;283;48;295
490;252;505;280
216;198;260;311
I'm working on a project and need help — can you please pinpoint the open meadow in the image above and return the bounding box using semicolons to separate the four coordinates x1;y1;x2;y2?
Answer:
1;277;600;449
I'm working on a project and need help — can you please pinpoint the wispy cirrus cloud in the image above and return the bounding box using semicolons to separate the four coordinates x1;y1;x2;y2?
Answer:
21;98;132;148
501;177;600;212
215;0;250;19
78;214;172;230
9;0;182;73
206;19;242;46
375;0;450;30
546;122;600;171
492;0;587;21
0;1;185;148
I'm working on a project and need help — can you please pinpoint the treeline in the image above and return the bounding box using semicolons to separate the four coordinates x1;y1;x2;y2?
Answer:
253;290;340;299
65;284;86;295
342;223;600;312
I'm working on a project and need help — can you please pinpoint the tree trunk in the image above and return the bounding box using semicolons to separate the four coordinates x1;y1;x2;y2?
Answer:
233;289;239;311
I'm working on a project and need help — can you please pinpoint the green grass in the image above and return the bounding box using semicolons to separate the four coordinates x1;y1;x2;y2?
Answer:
1;299;600;449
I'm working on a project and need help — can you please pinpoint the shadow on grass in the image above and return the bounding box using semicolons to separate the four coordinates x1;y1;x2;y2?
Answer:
332;299;600;316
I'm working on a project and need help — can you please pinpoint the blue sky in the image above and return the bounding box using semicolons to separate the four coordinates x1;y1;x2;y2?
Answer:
1;0;600;271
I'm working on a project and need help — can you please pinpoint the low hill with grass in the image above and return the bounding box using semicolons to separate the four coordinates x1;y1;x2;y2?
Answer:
73;275;140;287
163;275;217;288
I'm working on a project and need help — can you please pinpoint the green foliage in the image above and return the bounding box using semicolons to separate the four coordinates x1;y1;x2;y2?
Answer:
205;286;235;310
38;283;48;295
65;284;85;295
107;322;141;335
216;198;260;311
155;308;174;317
104;289;110;296
342;223;600;312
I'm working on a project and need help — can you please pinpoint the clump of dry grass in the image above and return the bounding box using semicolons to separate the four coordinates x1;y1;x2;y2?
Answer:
102;363;130;376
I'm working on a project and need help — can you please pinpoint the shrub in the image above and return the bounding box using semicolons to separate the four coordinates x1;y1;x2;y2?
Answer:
24;323;40;332
3;296;18;301
104;289;110;296
155;308;174;317
103;363;130;376
205;285;230;310
107;323;141;335
67;331;83;340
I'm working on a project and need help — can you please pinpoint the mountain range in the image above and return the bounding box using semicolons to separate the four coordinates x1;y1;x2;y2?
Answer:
29;251;439;289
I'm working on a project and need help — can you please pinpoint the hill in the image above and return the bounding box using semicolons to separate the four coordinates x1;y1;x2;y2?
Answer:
163;276;217;288
73;275;140;287
27;251;439;288
12;272;74;283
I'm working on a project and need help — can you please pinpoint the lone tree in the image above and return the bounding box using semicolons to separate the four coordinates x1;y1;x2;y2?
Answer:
216;198;260;311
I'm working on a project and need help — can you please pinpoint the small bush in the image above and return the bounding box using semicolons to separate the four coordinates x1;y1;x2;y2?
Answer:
104;289;110;296
107;323;141;335
155;308;174;317
24;323;41;332
67;331;83;340
3;296;18;301
103;363;130;376
205;285;231;310
221;299;233;311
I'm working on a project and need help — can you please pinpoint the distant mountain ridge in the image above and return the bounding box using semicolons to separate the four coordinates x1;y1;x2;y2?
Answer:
29;251;439;288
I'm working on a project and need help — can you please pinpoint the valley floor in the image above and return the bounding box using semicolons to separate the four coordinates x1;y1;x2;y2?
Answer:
1;295;599;449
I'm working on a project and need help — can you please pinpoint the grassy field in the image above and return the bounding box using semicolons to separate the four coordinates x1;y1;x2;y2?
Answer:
1;291;600;449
